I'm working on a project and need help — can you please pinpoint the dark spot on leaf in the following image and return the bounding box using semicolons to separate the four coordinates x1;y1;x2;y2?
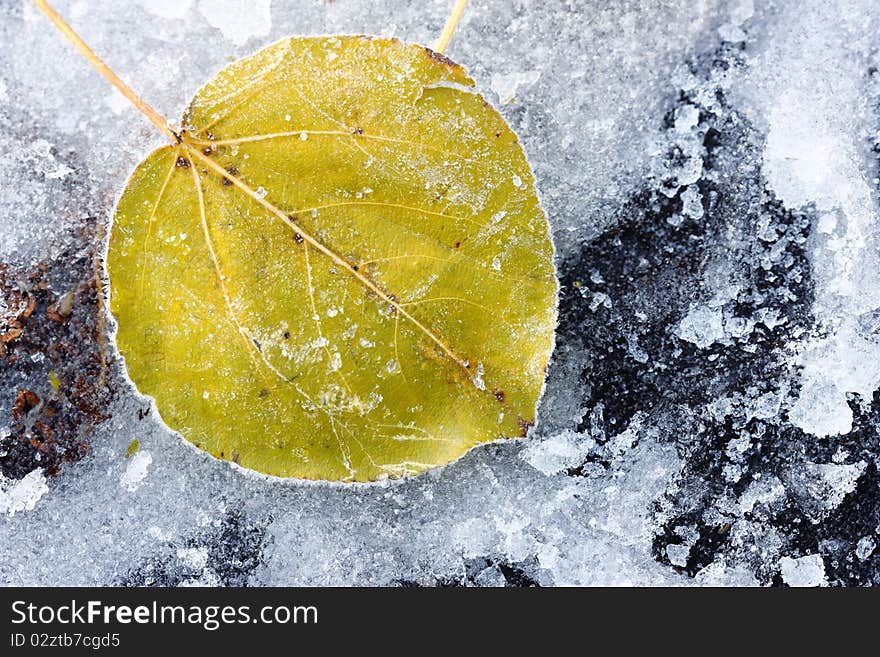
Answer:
352;264;359;271
175;156;190;168
517;418;534;437
293;232;304;244
493;389;505;403
454;241;461;249
202;146;213;156
258;389;269;398
283;331;290;340
353;127;364;135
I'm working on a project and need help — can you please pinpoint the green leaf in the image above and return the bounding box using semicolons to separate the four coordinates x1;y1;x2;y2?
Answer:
108;36;557;481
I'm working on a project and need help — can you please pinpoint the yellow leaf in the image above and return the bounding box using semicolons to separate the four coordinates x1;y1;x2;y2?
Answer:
108;36;557;481
125;439;140;459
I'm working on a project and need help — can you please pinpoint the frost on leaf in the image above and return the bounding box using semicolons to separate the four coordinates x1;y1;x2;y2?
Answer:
107;37;558;482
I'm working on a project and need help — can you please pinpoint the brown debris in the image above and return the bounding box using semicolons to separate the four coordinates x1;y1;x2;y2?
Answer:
1;327;23;343
517;417;535;437
12;389;40;420
1;223;112;480
46;290;74;322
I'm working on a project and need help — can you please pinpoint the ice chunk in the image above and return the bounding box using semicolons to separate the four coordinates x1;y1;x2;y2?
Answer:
120;451;153;492
674;104;700;133
788;379;853;437
676;304;724;349
520;430;593;476
855;536;876;561
680;186;704;219
694;561;759;587
783;461;866;521
738;476;785;514
177;547;210;570
788;324;880;436
666;543;690;567
490;69;541;105
0;470;48;517
779;554;827;587
473;565;507;587
736;1;880;437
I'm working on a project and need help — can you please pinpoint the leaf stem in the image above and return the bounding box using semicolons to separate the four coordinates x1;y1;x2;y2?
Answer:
30;0;180;143
435;0;468;54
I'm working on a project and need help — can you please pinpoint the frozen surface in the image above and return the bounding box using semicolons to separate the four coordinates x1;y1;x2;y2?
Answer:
3;0;880;586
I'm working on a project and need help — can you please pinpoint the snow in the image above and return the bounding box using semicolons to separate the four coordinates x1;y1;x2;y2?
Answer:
3;0;880;587
136;0;193;20
197;0;272;47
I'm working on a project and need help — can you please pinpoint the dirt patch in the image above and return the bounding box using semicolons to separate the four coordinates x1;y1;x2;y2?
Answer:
1;223;111;479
